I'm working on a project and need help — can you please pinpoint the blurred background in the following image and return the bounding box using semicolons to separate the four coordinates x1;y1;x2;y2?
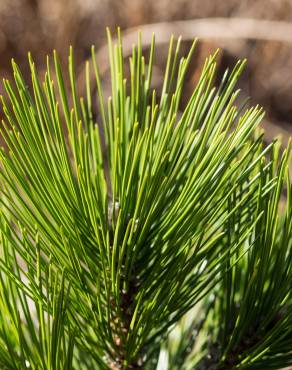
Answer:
0;0;292;143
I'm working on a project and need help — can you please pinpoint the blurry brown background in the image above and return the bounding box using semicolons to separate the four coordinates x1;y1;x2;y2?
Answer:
1;0;292;143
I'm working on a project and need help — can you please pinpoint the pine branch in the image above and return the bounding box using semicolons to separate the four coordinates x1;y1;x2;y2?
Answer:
0;29;290;369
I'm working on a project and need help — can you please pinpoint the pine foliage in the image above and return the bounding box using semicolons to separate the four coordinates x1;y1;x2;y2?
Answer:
0;30;290;369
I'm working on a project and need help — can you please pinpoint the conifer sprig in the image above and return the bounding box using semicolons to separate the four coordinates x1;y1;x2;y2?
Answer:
0;30;290;369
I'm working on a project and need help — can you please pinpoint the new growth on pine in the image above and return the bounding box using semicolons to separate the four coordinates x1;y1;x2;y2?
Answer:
0;29;291;370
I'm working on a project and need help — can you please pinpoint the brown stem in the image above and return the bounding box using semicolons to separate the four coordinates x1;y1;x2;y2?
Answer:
108;276;143;370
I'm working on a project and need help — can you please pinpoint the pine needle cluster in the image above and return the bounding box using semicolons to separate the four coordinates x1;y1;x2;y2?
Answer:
0;30;290;369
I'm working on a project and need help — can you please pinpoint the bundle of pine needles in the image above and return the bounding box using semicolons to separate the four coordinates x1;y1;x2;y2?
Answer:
0;30;290;369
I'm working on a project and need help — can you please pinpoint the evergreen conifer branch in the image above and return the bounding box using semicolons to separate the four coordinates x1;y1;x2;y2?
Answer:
0;30;290;369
